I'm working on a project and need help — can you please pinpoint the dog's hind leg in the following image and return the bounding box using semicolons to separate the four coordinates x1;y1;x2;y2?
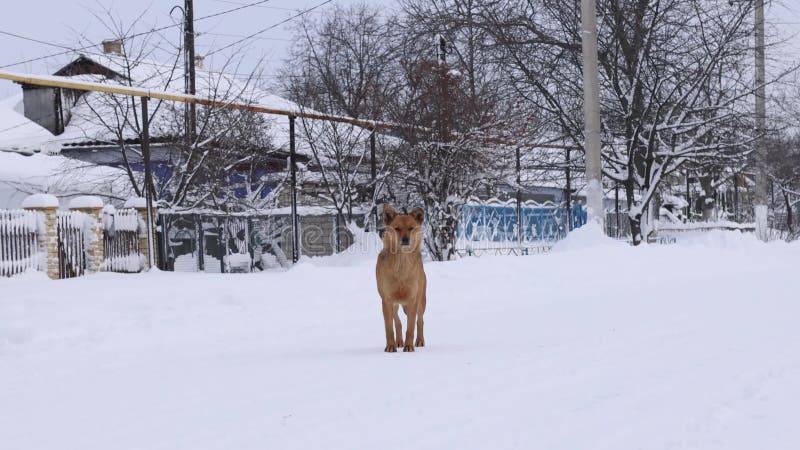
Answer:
393;305;404;348
415;292;426;347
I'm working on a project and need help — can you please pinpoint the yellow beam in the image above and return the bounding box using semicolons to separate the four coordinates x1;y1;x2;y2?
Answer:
0;70;404;130
0;70;581;151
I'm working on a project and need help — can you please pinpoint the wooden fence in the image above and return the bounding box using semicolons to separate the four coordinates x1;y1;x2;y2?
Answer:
0;210;42;277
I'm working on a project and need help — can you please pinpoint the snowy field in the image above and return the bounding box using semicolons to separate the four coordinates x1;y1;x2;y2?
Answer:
2;229;799;450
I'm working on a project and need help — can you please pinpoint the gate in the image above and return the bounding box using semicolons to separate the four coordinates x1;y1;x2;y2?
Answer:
0;209;41;277
103;207;142;273
57;210;88;279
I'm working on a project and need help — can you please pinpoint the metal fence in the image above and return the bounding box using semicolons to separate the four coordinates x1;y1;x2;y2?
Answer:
605;211;631;239
56;210;88;279
103;207;142;273
455;201;587;255
0;209;41;277
159;212;362;273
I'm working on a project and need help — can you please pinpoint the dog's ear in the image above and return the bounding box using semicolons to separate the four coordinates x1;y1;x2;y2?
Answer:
382;204;398;225
410;207;425;224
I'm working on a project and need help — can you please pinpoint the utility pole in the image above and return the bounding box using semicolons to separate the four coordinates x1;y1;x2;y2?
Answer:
369;128;378;231
580;0;604;228
289;116;299;264
141;97;156;270
184;0;197;147
565;147;573;232
754;0;769;241
515;147;522;247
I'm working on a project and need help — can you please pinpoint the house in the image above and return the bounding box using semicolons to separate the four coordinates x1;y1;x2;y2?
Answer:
0;95;132;208
1;43;379;269
16;49;299;204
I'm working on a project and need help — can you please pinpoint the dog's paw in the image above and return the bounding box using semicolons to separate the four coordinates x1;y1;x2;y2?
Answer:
403;343;415;352
396;338;405;348
384;344;397;352
415;337;425;347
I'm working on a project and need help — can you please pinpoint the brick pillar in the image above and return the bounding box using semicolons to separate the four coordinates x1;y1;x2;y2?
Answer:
22;194;59;280
69;196;104;274
124;197;156;270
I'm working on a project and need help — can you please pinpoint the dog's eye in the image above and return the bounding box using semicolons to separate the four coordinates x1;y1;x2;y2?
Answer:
394;227;401;231
409;227;415;231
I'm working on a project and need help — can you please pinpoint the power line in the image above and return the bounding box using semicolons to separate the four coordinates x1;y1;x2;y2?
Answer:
211;0;312;12
0;0;275;69
197;31;293;43
205;0;334;57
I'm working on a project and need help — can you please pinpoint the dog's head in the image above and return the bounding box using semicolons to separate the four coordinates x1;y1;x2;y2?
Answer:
382;204;424;252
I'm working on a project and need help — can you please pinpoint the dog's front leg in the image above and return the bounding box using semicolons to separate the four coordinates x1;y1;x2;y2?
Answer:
393;305;404;348
382;301;397;352
403;303;418;352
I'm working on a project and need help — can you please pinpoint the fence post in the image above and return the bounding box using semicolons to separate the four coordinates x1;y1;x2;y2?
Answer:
125;197;156;270
69;196;104;274
22;194;59;279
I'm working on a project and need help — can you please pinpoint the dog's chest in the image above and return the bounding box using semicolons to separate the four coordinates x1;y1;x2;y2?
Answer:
377;254;421;301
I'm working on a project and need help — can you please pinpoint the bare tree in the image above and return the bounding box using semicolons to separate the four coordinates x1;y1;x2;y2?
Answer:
388;56;511;260
66;8;183;200
280;3;402;233
297;116;371;248
282;3;398;120
482;0;779;244
65;9;279;212
158;59;279;212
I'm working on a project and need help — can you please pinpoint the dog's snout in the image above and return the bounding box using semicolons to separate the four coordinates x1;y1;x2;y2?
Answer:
401;236;410;246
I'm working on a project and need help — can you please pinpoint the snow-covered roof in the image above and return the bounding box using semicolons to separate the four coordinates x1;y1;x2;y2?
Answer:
52;53;333;155
0;151;133;208
0;95;60;155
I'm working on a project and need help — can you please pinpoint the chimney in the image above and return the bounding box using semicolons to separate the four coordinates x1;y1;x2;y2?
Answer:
194;55;205;69
102;39;122;55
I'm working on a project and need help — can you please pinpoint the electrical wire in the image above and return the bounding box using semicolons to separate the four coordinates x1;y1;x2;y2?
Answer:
0;0;275;69
204;0;333;57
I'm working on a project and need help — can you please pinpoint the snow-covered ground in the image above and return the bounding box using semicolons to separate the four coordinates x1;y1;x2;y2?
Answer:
1;230;799;450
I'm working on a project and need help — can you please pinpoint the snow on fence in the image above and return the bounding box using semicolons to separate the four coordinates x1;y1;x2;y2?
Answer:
656;220;755;233
103;207;142;273
56;210;89;279
456;200;587;255
0;209;42;277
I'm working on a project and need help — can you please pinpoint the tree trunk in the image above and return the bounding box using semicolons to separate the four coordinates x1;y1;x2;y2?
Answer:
424;200;459;261
784;191;794;234
630;212;643;246
700;176;716;221
439;213;457;261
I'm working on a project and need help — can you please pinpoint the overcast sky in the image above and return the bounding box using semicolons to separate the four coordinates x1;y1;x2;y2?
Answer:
0;0;399;98
0;0;798;100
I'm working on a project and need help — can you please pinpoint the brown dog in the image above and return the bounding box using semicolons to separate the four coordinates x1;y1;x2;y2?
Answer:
375;204;427;352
